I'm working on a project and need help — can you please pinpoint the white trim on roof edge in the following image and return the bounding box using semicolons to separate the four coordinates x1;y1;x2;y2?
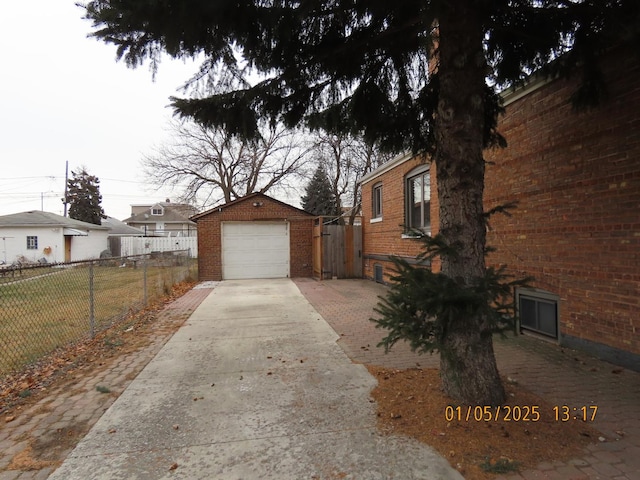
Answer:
360;151;414;185
501;73;554;107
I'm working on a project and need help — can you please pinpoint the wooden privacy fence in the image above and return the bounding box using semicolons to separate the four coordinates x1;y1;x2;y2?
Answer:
312;217;362;280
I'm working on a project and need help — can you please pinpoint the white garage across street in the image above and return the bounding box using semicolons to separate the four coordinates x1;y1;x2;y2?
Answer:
221;222;290;279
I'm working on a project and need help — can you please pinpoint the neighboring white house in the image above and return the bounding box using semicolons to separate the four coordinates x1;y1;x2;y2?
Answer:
0;211;110;264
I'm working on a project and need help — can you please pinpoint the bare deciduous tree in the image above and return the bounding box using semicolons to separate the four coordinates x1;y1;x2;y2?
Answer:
312;132;392;224
143;120;309;207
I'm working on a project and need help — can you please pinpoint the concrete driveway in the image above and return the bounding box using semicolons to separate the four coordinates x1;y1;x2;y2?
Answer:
49;279;462;480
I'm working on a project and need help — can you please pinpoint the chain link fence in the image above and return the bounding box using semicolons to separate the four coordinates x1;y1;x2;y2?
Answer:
0;250;197;376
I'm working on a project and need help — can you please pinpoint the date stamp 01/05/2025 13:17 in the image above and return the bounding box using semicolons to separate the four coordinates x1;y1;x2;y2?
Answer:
445;405;599;423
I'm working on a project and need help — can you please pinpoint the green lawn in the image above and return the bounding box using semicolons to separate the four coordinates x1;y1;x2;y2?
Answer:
0;260;197;374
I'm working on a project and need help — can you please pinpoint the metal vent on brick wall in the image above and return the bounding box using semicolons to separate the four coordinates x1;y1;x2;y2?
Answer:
374;264;383;284
517;290;559;339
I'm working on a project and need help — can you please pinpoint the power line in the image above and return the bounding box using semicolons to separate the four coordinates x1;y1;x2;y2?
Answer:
0;175;146;185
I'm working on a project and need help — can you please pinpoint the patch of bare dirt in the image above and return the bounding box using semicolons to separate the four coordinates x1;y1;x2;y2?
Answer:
8;422;92;472
32;422;92;461
368;366;600;479
8;443;58;471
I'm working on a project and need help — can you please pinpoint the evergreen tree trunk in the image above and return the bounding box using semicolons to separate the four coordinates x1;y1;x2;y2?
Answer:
435;1;505;406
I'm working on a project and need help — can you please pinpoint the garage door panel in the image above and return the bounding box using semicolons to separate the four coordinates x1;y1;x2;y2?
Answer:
222;222;290;279
227;222;288;236
225;250;287;265
224;263;289;279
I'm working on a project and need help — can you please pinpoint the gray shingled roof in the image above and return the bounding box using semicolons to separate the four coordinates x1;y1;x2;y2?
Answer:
0;211;109;230
101;217;144;235
123;203;198;225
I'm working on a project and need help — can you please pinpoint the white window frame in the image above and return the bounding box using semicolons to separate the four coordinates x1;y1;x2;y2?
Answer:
151;206;163;216
405;166;431;235
371;182;383;221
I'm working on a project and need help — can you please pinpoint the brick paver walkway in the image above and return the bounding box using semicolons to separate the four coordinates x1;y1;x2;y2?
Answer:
294;278;640;480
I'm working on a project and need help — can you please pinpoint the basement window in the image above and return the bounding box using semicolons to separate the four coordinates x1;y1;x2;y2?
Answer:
517;289;559;339
374;264;384;284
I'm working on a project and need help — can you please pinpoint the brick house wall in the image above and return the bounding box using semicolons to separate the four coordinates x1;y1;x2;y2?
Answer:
362;44;639;368
484;44;640;365
361;153;440;283
193;193;314;281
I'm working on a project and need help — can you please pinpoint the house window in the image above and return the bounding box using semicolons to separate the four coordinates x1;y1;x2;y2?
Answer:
406;167;430;233
26;236;38;250
151;207;163;215
372;183;383;219
517;289;559;338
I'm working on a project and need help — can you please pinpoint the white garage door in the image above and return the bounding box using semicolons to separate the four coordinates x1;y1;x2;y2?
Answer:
221;222;290;279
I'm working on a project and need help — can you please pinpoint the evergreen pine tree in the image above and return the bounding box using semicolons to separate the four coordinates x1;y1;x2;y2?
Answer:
82;0;639;405
65;167;106;225
301;165;337;216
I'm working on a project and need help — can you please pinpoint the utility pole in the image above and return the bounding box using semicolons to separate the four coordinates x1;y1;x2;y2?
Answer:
63;160;69;217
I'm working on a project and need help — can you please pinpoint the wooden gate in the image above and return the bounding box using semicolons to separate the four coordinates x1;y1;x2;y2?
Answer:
312;217;362;280
312;219;324;279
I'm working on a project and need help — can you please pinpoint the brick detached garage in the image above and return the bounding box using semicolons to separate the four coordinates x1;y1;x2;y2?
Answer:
191;193;314;281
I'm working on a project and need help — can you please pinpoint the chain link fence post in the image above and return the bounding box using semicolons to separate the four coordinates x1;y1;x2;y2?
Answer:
143;256;148;306
89;261;96;338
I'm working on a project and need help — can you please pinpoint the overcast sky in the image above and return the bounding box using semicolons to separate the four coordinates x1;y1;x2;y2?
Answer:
0;1;204;220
